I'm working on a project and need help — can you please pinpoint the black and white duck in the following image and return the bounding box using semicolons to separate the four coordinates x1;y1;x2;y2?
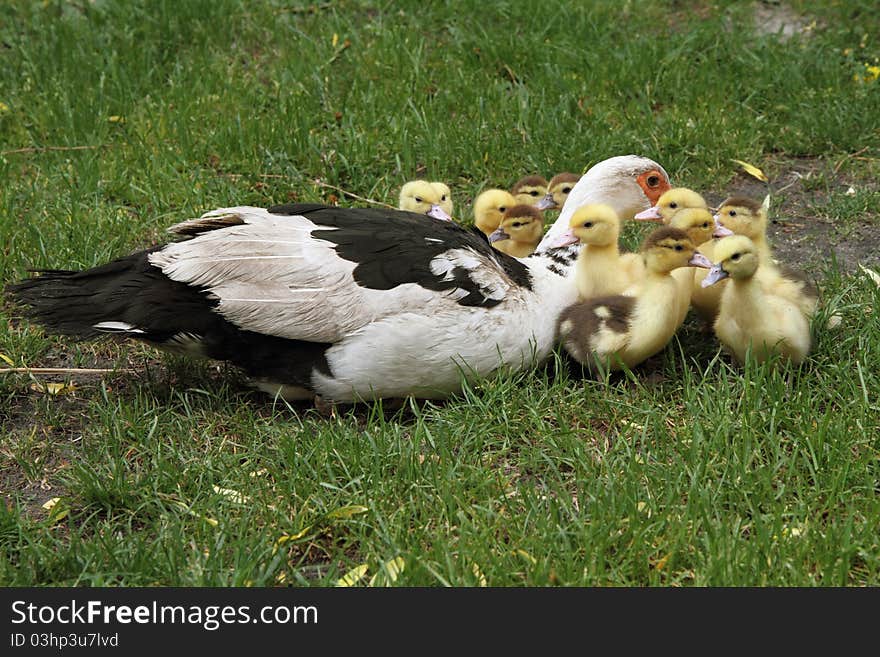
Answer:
7;155;670;403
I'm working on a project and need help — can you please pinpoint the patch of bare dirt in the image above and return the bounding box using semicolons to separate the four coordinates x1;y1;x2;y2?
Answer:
752;1;817;41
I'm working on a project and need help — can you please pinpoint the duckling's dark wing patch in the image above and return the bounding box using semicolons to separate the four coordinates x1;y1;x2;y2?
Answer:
558;295;635;343
777;262;819;301
270;203;533;307
558;295;635;365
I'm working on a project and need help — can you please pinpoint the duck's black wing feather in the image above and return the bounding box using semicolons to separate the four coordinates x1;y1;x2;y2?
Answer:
268;203;533;306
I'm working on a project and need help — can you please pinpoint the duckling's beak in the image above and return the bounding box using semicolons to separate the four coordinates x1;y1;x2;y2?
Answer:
701;264;729;287
488;226;510;243
713;219;734;238
548;228;579;248
633;206;662;221
535;194;558;211
688;252;713;269
427;205;453;222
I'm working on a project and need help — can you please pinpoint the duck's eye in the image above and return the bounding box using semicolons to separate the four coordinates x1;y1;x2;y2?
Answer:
563;187;572;193
674;244;684;251
729;210;737;217
702;222;709;228
732;253;741;261
530;190;539;196
415;197;423;203
669;202;678;209
584;222;593;228
441;195;446;201
647;175;660;187
499;206;507;213
512;222;522;228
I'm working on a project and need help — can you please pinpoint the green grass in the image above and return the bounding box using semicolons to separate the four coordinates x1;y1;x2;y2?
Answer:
1;0;879;586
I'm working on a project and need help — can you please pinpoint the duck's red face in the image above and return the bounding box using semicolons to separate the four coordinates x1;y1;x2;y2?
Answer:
636;169;671;206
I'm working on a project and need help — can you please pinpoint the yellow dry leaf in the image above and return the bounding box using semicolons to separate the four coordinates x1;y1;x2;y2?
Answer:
327;505;369;519
42;497;69;524
0;352;14;366
276;571;288;584
369;556;406;586
107;115;125;124
212;485;250;504
382;556;405;581
472;563;487;587
30;382;77;395
731;159;769;182
274;527;312;552
0;101;9;113
336;564;368;587
332;33;339;48
859;264;880;288
514;549;537;565
174;501;218;527
653;553;671;571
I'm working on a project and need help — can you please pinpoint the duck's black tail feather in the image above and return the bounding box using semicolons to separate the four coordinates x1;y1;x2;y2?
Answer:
5;248;208;340
6;249;334;389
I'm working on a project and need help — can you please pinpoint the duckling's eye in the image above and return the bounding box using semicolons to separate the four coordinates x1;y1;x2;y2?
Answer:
563;187;572;193
729;210;737;217
669;202;678;209
584;222;594;228
674;244;684;251
415;197;423;203
702;222;709;228
441;195;446;201
530;190;539;196
731;253;741;261
647;175;660;187
512;222;522;228
499;206;507;213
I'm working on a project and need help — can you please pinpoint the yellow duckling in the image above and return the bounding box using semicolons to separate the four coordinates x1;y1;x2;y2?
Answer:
535;172;581;211
510;175;548;206
713;194;772;260
633;187;709;223
398;180;454;221
558;227;712;373
697;194;816;324
473;188;517;235
488;205;545;258
667;207;730;326
569;204;644;300
702;235;816;365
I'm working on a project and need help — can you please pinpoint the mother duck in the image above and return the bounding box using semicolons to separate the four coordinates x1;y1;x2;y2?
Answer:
7;155;669;403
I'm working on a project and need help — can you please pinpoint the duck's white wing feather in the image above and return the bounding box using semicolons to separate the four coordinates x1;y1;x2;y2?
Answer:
151;205;532;343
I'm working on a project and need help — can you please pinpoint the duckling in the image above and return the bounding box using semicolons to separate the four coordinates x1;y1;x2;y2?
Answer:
633;187;709;223
536;172;581;211
713;194;772;262
667;207;727;326
702;235;815;365
473;188;517;235
689;216;738;325
510;175;548;206
558;227;712;373
398;180;454;221
569;204;644;300
703;194;817;322
488;205;545;258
